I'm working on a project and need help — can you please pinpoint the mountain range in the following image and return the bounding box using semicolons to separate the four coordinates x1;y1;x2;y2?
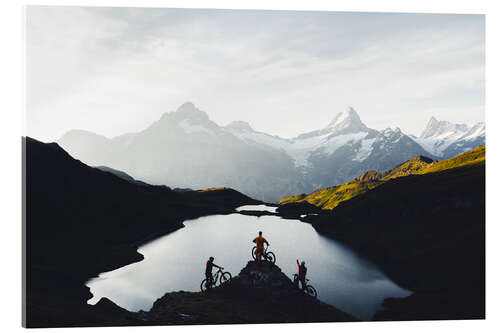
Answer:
412;116;485;159
57;102;485;202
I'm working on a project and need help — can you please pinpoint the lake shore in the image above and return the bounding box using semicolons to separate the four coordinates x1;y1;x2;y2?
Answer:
278;162;485;320
25;138;484;326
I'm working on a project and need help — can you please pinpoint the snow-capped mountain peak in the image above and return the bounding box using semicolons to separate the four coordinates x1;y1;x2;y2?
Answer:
159;102;210;124
419;116;438;138
380;127;403;141
458;122;485;141
419;117;468;139
415;116;484;158
148;102;218;137
326;106;367;134
295;107;369;140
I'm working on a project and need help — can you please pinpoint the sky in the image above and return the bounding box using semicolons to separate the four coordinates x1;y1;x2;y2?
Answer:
25;6;485;142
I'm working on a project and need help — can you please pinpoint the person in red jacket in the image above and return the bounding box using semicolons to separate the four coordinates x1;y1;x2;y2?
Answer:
296;259;307;290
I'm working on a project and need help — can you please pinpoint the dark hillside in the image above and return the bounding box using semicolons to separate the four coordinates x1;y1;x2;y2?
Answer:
24;137;259;327
312;162;485;320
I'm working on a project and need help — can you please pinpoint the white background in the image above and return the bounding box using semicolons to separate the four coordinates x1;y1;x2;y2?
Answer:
1;0;498;332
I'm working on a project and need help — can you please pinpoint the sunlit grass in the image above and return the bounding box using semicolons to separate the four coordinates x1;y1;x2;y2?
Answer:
278;145;485;210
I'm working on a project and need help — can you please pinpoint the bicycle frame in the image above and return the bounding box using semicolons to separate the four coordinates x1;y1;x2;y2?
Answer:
292;273;317;297
209;268;223;285
256;244;270;257
293;274;309;286
263;244;270;257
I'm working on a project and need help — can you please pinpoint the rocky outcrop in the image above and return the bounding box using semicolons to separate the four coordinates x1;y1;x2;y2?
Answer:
146;261;357;325
349;170;386;183
276;202;325;220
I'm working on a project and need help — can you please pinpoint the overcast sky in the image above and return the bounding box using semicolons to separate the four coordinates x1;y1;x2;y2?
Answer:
26;6;484;142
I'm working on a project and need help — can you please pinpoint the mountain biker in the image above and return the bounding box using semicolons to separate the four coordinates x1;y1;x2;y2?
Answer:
296;259;307;290
205;256;222;286
253;231;269;264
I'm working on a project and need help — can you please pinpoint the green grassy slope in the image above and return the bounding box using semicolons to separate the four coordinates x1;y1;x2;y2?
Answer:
278;181;380;210
278;145;485;210
418;144;485;175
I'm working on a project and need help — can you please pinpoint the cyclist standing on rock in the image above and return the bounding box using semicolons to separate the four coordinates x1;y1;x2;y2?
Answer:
296;259;307;290
252;231;269;265
205;256;222;286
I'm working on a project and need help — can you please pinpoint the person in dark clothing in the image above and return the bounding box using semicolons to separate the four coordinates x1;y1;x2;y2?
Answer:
205;256;222;287
296;259;307;290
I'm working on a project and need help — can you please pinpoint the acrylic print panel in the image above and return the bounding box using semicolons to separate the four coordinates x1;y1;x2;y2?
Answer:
23;5;485;328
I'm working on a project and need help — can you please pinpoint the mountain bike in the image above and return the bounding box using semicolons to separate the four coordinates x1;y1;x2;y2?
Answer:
200;267;232;292
293;274;317;298
251;243;276;264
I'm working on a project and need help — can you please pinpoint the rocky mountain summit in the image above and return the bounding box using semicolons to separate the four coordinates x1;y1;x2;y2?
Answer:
295;106;373;140
415;116;485;158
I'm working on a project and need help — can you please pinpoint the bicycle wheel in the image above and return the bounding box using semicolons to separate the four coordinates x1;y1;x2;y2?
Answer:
251;246;257;259
266;251;276;264
200;279;209;292
219;272;232;285
306;285;317;298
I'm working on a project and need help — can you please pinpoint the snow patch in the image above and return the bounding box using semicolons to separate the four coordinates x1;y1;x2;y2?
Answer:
414;128;472;157
285;133;332;167
459;123;485;141
329;112;349;128
323;132;368;155
353;138;376;162
226;127;291;150
286;132;369;167
179;119;215;136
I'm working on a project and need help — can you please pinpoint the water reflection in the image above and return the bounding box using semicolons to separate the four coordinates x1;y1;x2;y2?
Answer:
87;210;411;319
236;204;277;213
